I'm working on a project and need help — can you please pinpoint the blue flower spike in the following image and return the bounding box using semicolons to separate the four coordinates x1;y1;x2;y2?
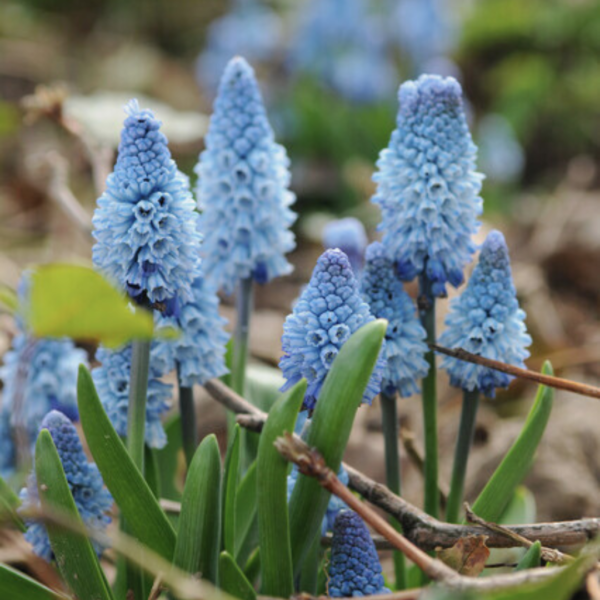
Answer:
328;511;389;597
280;248;385;410
19;411;113;562
322;217;368;275
196;56;297;294
361;242;429;397
439;230;531;398
92;344;172;448
372;74;484;297
92;99;202;305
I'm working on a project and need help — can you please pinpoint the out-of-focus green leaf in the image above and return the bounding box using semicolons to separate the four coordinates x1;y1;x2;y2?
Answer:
0;563;68;600
0;475;26;532
257;380;306;597
0;285;17;314
35;430;113;600
515;542;542;571
235;460;258;566
219;551;257;600
223;425;241;556
154;414;184;503
246;364;285;413
288;320;387;576
28;264;154;348
77;366;176;559
173;434;222;583
471;362;554;522
244;548;261;586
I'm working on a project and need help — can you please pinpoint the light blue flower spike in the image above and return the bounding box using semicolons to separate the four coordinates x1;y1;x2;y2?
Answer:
372;74;484;297
19;411;113;562
92;99;202;306
196;57;296;294
439;230;531;398
322;217;368;276
361;242;429;397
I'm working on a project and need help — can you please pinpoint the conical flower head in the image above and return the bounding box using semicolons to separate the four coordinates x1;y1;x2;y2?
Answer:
196;57;296;294
328;511;388;597
19;411;113;561
154;271;229;386
372;74;483;297
361;242;429;397
92;99;202;305
322;217;368;275
439;230;531;397
280;249;384;410
92;343;172;448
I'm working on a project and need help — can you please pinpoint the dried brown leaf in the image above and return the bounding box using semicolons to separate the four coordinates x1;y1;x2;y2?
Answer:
436;535;490;577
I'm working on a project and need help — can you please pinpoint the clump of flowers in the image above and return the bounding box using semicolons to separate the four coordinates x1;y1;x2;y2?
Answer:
327;511;389;597
19;411;113;561
280;248;384;410
372;74;483;297
92;344;172;448
322;217;368;275
439;230;531;397
92;99;202;306
196;56;296;294
361;242;429;397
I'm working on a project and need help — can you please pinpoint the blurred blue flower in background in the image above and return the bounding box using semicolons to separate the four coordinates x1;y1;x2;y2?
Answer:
92;100;202;307
372;74;484;297
322;217;368;275
439;230;531;397
361;242;429;397
0;411;15;479
196;57;296;294
92;344;172;448
280;249;384;410
19;411;113;561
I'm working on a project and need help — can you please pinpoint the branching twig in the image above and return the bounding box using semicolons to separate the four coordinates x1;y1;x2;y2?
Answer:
431;344;600;401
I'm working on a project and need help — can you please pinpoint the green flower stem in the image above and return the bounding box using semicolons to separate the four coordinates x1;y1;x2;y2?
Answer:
446;389;480;524
380;391;407;590
126;339;151;473
232;276;253;397
418;275;439;520
177;364;198;468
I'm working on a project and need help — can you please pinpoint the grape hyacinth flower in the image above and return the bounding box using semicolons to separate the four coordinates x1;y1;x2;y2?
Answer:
322;217;368;275
372;74;484;297
196;57;296;295
92;99;202;306
328;511;389;597
0;411;15;479
92;344;172;448
439;230;531;397
19;411;113;561
361;242;429;397
280;249;385;410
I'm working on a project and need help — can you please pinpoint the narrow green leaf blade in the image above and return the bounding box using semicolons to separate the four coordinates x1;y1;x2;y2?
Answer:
76;365;176;559
219;552;257;600
154;413;184;503
234;460;258;565
0;563;67;600
0;285;18;313
257;380;306;597
173;434;222;584
223;424;241;555
35;430;113;600
514;541;542;571
0;475;26;532
28;264;153;348
288;319;387;575
471;362;555;522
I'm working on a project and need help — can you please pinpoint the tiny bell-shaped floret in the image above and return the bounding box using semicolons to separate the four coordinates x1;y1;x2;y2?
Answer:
328;511;389;597
280;249;384;410
361;242;429;397
322;217;368;275
372;74;483;297
196;57;296;294
19;411;113;561
92;100;202;305
438;230;531;398
92;344;172;448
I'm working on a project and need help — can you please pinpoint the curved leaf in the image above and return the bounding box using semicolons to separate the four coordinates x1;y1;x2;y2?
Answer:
515;541;542;571
219;551;257;600
0;563;68;600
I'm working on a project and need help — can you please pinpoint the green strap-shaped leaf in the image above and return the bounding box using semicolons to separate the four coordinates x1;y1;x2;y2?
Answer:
514;541;542;571
154;413;184;503
173;434;222;583
0;563;68;600
223;425;241;555
288;319;387;576
35;430;114;600
235;460;258;566
76;365;176;560
471;362;555;522
0;285;18;314
219;552;257;600
243;548;261;586
0;475;26;532
257;380;306;597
